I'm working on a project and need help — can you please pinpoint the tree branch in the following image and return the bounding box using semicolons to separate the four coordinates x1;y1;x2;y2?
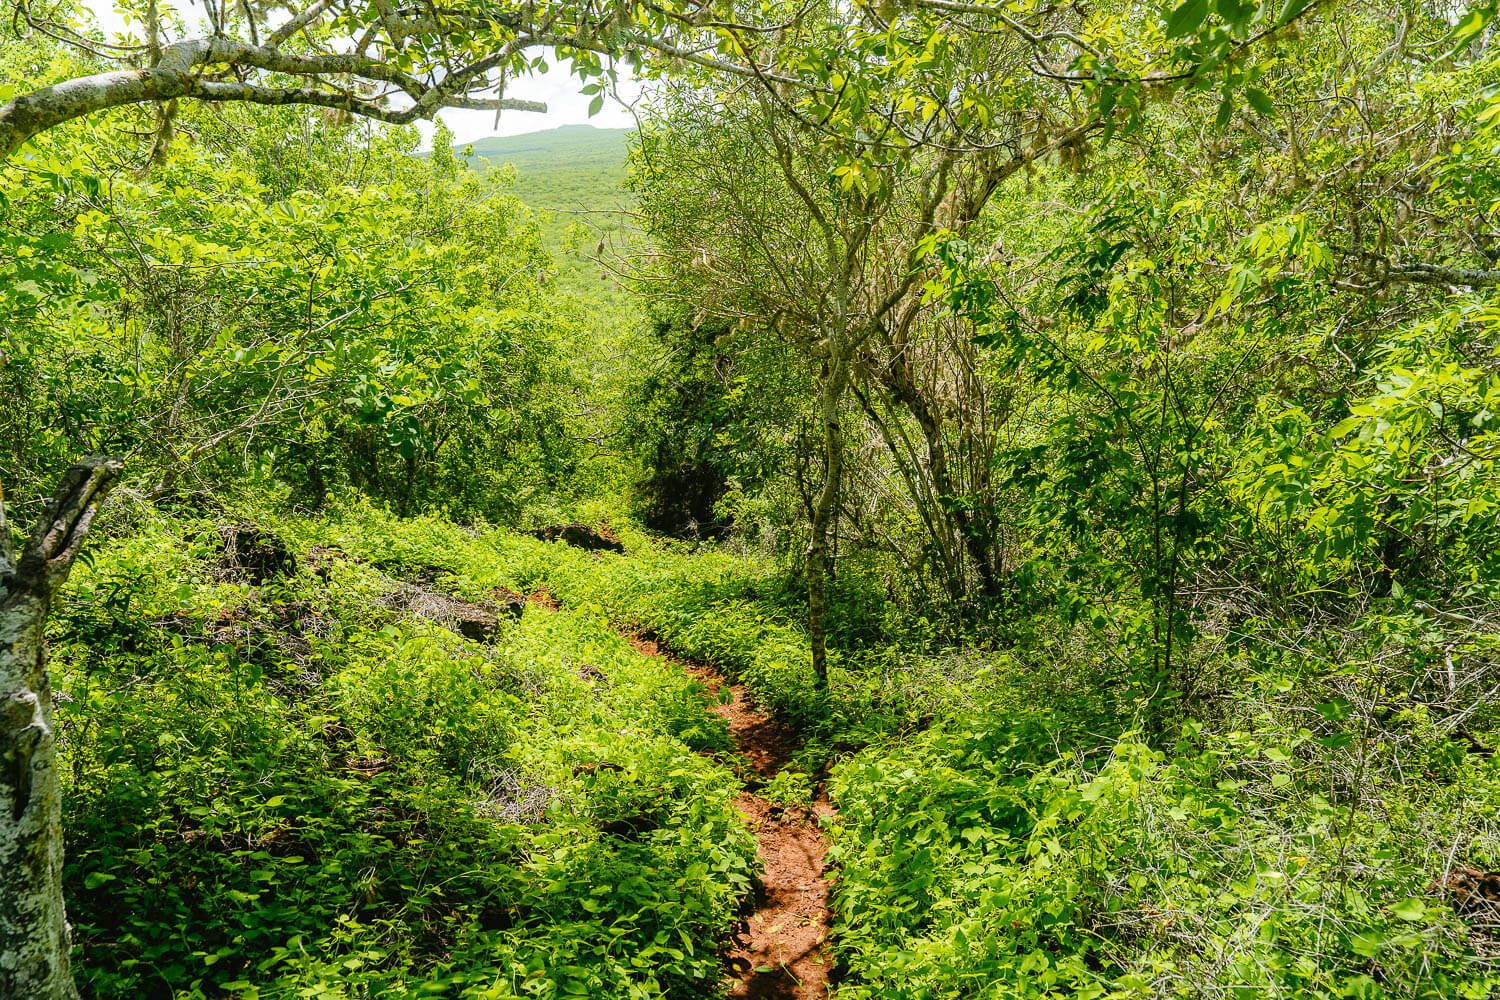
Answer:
11;457;124;599
0;34;547;159
0;479;12;583
1384;261;1500;288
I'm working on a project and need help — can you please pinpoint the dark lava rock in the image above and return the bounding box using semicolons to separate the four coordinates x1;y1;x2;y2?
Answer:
531;523;625;554
491;587;528;619
454;605;501;643
217;525;296;584
1434;866;1500;921
373;559;451;585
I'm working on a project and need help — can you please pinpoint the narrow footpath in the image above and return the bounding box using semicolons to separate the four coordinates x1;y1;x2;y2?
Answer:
629;636;835;1000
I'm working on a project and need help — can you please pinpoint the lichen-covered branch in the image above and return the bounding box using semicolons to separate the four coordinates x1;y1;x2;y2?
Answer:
0;28;551;159
0;457;123;1000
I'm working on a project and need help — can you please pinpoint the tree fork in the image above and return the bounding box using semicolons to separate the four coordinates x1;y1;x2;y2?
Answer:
0;457;124;1000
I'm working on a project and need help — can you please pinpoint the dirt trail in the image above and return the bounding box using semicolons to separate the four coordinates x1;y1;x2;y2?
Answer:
629;636;834;1000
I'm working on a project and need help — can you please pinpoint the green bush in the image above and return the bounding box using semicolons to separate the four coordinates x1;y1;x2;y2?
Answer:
827;711;1497;1000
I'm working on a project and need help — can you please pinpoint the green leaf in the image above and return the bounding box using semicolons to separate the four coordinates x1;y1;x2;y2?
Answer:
1390;897;1427;921
588;95;604;117
1215;0;1251;29
1314;697;1351;721
1166;0;1210;37
84;872;116;889
1275;0;1314;25
1329;416;1363;437
1245;87;1275;117
1449;4;1497;53
1215;91;1235;128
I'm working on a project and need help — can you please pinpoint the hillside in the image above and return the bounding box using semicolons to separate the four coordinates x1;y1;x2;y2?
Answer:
458;124;630;210
455;125;635;306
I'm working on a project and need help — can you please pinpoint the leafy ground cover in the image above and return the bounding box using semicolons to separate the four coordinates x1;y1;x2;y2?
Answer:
54;507;755;1000
42;502;1500;1000
487;529;1500;1000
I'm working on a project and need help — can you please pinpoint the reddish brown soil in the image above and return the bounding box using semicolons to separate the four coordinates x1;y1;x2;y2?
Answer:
628;636;835;1000
525;587;560;611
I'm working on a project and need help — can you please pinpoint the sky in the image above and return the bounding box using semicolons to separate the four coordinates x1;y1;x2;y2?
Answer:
426;65;643;144
78;1;643;145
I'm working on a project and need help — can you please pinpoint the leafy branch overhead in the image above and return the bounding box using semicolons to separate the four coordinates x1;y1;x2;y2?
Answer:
3;0;1328;159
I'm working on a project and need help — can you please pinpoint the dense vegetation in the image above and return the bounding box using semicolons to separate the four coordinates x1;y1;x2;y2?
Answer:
6;0;1500;998
58;510;755;998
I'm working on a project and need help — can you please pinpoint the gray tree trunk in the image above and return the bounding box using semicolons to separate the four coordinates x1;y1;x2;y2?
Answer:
0;457;123;1000
880;351;1001;598
805;361;849;691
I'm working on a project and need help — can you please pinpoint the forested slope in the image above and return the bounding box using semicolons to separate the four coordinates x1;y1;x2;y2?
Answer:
5;1;1500;999
453;125;634;306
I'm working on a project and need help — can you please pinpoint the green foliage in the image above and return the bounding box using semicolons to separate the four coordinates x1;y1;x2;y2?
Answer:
455;127;630;237
1241;303;1500;597
451;125;637;310
53;508;756;998
10;7;1500;1000
0;81;588;523
757;769;814;810
829;710;1495;1000
497;534;826;721
617;312;804;540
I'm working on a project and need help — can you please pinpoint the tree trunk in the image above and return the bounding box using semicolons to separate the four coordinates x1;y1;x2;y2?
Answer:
0;457;123;1000
805;360;849;691
880;351;1001;597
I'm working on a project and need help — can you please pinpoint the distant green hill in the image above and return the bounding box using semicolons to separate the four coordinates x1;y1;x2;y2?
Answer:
458;127;631;248
451;124;642;466
458;124;629;196
452;125;634;307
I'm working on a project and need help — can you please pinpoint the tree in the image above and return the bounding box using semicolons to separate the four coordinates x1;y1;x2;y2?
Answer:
626;0;1435;691
629;78;1097;683
0;0;807;160
0;457;121;1000
0;0;1328;163
0;88;585;521
891;0;1500;728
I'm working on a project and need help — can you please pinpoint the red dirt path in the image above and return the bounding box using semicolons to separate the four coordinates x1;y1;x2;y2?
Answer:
628;636;834;1000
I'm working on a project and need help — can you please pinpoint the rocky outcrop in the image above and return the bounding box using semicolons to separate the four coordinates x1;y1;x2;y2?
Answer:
382;584;523;644
531;523;625;554
215;525;296;584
